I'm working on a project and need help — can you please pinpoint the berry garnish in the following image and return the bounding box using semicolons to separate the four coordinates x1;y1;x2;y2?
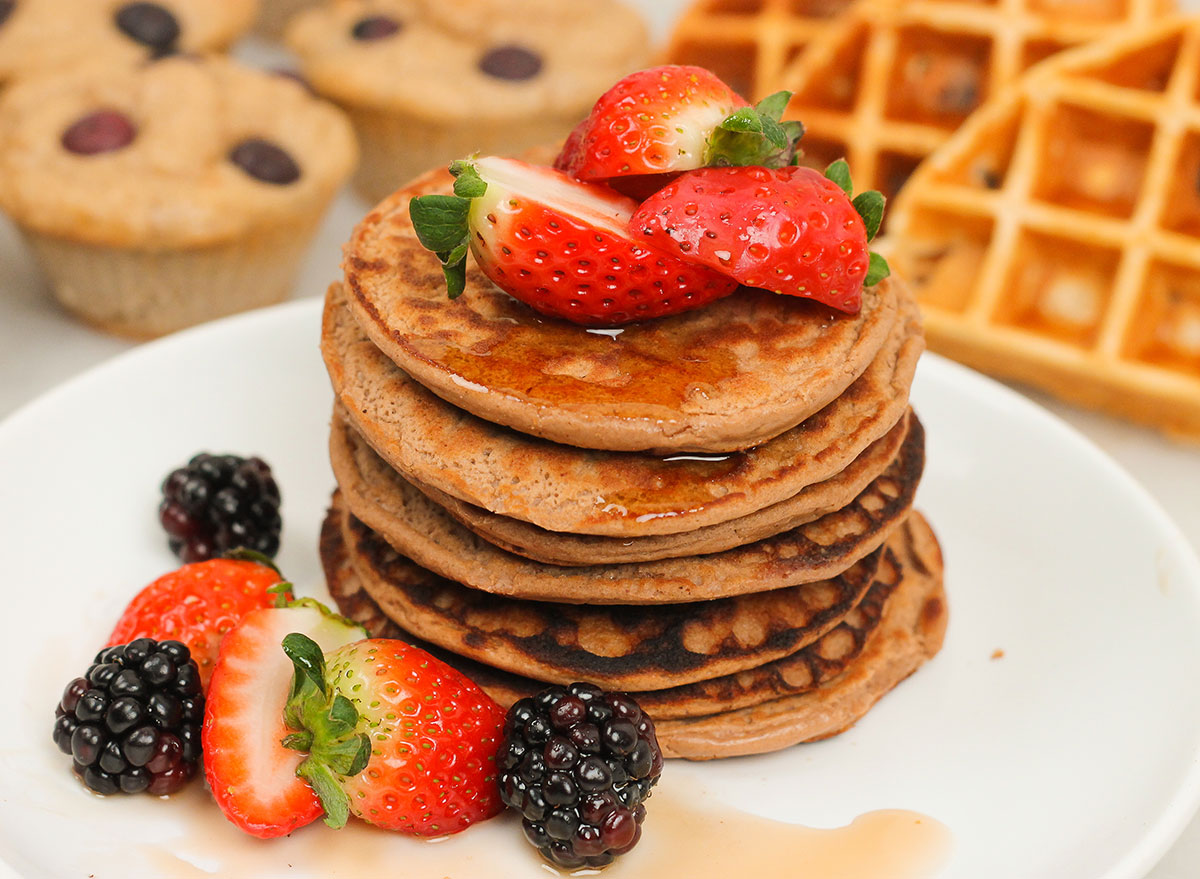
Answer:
53;638;203;796
229;140;301;186
280;634;507;836
61;110;137;156
106;557;290;689
159;452;282;562
409;156;738;326
479;45;542;81
202;600;366;837
498;683;663;869
631;160;889;314
114;2;180;52
554;65;804;183
350;15;401;40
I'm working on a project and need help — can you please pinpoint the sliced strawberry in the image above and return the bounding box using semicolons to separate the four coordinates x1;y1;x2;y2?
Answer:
202;601;365;838
281;635;507;836
409;156;738;326
107;556;290;689
554;65;803;182
630;162;890;314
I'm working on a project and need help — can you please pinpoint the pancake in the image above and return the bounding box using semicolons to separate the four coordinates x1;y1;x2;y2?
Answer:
331;496;883;690
330;405;922;603
341;165;901;454
399;412;913;566
657;513;947;759
321;506;907;721
322;281;923;537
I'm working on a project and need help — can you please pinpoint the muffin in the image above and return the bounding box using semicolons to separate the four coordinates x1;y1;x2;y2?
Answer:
0;0;258;87
253;0;319;40
0;55;357;338
285;0;650;205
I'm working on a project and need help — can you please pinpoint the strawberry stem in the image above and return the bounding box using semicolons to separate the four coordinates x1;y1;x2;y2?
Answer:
706;90;805;168
410;161;486;299
281;633;371;830
823;160;891;287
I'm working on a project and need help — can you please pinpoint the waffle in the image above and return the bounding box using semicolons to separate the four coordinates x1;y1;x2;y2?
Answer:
887;16;1200;439
776;0;1174;206
664;0;854;102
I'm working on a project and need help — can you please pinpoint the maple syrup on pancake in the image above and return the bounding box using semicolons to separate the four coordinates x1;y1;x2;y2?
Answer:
137;777;950;878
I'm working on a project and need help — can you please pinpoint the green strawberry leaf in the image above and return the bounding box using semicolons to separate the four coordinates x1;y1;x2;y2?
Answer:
865;251;890;287
298;759;353;830
411;165;484;301
450;160;487;198
282;633;328;696
755;90;792;122
409;194;471;253
824;159;852;196
852;190;885;242
705;90;804;168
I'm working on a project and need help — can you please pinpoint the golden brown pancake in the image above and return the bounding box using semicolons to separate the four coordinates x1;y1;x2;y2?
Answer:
320;505;946;756
341;165;901;454
321;509;906;721
367;412;913;566
331;496;883;690
657;514;947;759
330;405;922;603
322;281;923;537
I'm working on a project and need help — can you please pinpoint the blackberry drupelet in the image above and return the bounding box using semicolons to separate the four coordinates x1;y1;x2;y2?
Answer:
53;638;204;795
159;453;282;562
499;683;664;869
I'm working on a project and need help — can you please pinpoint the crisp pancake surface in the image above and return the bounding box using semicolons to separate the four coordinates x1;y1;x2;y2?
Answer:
321;509;906;721
331;497;883;691
342;166;901;454
657;514;947;759
322;282;923;536
330;407;923;603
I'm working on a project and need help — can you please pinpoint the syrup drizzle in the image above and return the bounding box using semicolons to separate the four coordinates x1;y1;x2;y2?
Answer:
135;777;951;878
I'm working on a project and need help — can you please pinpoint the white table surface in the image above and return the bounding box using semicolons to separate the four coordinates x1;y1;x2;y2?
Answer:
1;1;1198;875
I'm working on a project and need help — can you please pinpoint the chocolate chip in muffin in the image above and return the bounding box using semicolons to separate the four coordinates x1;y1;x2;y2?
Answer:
0;1;14;28
115;2;181;53
479;46;543;81
229;139;301;185
351;15;402;41
62;111;138;155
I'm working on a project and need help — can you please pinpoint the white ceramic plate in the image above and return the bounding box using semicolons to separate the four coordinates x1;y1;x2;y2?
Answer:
1;300;1199;879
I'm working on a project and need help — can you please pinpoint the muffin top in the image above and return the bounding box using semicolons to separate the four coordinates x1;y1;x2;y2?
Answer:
0;0;258;85
0;55;357;248
284;0;649;119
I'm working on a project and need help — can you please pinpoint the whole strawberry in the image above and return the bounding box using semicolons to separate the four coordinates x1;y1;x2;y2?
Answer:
631;160;889;314
554;65;803;185
107;556;291;689
409;157;738;326
280;634;507;836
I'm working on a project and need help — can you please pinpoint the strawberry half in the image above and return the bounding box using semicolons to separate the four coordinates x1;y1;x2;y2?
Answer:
553;65;804;184
107;555;290;690
630;160;890;314
409;156;738;326
202;601;366;838
280;635;507;836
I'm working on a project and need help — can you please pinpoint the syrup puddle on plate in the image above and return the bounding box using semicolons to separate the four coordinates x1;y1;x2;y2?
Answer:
137;777;950;878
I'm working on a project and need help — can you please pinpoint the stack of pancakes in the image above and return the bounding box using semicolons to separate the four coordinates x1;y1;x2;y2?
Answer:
318;167;948;760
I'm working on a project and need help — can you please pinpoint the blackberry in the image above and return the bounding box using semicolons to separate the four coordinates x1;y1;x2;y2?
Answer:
499;683;664;869
159;453;281;562
53;638;203;796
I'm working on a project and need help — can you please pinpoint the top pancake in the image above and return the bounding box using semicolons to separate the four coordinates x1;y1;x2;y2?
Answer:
322;281;923;537
342;165;901;454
